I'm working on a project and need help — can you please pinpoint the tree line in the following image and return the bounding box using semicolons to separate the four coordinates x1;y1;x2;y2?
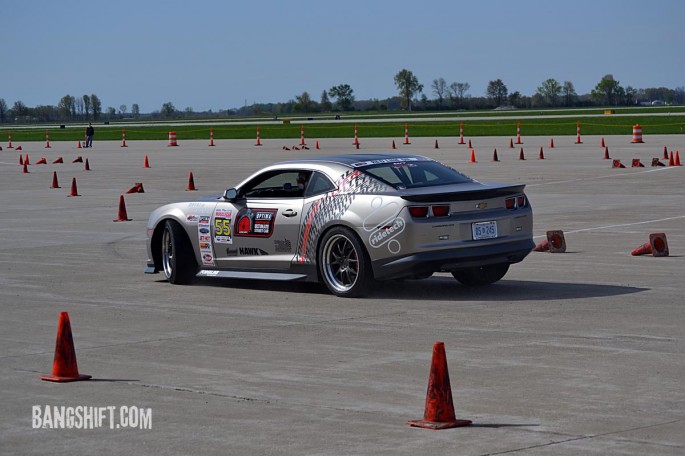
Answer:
2;71;684;123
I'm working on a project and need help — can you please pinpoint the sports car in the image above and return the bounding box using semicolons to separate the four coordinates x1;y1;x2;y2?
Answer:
145;153;534;297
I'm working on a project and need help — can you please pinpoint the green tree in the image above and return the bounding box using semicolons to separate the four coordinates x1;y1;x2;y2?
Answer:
90;94;102;120
561;81;577;107
486;79;508;107
394;69;423;111
58;94;75;120
448;82;470;108
328;84;355;111
319;90;332;112
83;95;91;120
0;98;7;123
591;74;622;106
536;78;561;106
294;91;314;113
161;102;176;118
131;103;140;118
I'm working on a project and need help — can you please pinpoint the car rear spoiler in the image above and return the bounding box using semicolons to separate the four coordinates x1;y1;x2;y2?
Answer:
399;183;526;203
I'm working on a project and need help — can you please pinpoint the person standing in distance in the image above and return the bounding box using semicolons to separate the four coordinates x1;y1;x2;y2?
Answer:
85;122;94;148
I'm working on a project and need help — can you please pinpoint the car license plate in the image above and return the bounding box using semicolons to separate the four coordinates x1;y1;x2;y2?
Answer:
472;221;498;240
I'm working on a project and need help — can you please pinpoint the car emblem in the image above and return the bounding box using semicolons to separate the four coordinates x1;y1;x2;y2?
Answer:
475;202;487;210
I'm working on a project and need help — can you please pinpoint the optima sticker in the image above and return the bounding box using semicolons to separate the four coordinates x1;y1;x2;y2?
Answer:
234;208;277;238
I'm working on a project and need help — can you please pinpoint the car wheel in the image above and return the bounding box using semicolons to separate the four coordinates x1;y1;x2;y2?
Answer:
319;227;372;298
451;263;510;287
161;220;197;284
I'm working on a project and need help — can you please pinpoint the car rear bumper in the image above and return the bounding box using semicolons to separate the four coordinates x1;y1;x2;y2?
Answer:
371;238;535;280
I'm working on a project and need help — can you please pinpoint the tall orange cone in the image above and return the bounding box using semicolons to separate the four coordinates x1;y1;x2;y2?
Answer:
604;147;610;159
50;171;61;189
392;140;396;150
25;154;30;165
143;155;151;168
469;149;477;163
186;172;197;191
675;151;681;166
121;129;128;147
407;342;471;430
353;123;360;146
515;121;522;144
315;140;320;150
84;158;91;171
601;137;605;148
300;125;306;146
22;162;29;174
434;140;440;149
458;122;465;144
519;148;525;160
45;129;51;148
19;154;23;166
668;151;675;166
550;138;555;148
575;121;583;144
509;138;514;149
40;312;91;382
538;147;545;160
467;139;472;148
492;148;499;162
68;178;79;197
77;140;82;149
113;195;132;222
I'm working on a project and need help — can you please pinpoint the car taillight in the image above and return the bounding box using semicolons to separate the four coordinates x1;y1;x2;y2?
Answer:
517;195;526;208
505;198;516;209
431;205;450;217
506;194;527;209
408;206;429;218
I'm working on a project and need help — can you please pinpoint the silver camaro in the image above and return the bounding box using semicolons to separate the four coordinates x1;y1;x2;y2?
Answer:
145;153;534;297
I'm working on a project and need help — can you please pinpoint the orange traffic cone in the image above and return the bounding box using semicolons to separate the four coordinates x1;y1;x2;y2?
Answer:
675;151;682;166
68;178;79;197
25;154;30;165
36;157;47;165
315;140;320;150
550;138;555;148
434;140;440;149
509;138;514;149
631;233;669;257
492;149;499;162
601;137;605;148
72;156;83;163
538;147;545;160
392;140;396;150
668;152;675;166
84;158;91;171
604;147;610;160
52;157;64;164
651;158;665;167
40;312;91;382
467;139;472;148
16;145;23;151
22;162;29;174
469;149;477;163
19;154;23;166
126;182;145;194
407;342;472;430
612;159;625;168
113;195;132;222
186;172;197;191
77;140;82;149
143;155;151;168
663;146;669;160
533;230;567;253
50;171;60;189
519;148;525;160
631;158;644;168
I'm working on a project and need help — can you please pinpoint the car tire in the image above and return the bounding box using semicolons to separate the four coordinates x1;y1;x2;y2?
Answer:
161;220;197;284
318;227;373;298
451;263;510;287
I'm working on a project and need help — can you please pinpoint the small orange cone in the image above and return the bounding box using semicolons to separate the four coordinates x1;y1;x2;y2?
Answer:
143;155;151;168
407;342;471;430
631;158;644;168
72;156;83;163
533;230;566;253
550;138;555;148
16;145;23;151
519;148;525;160
50;171;60;189
604;147;610;160
663;146;668;160
84;158;91;171
612;159;626;168
469;149;477;163
53;157;64;164
25;154;30;165
315;140;320;150
675;151;682;166
40;312;91;382
434;140;440;149
631;233;669;257
126;182;145;194
467;139;472;148
36;157;47;165
355;143;360;150
538;147;545;160
77;140;82;149
601;137;606;148
68;178;79;197
22;162;29;174
492;148;499;162
392;140;396;150
186;172;197;191
668;152;675;166
651;158;665;167
509;138;514;149
19;154;23;166
113;195;132;222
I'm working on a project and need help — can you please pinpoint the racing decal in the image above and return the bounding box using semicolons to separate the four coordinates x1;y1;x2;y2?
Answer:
213;208;233;244
234;208;277;238
350;157;421;168
197;215;215;266
186;214;199;223
274;238;293;253
295;170;388;264
363;196;405;254
238;247;269;256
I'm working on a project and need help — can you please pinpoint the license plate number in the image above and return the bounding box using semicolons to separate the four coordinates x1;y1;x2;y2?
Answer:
472;221;498;240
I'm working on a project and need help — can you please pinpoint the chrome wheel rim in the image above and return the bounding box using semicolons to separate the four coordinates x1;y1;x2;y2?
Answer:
322;234;359;293
162;228;174;279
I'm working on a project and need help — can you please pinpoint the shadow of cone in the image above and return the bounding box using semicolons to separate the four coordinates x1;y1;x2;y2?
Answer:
50;171;60;189
408;342;471;430
68;178;79;197
632;233;669;257
114;195;132;222
40;312;91;382
186;172;197;191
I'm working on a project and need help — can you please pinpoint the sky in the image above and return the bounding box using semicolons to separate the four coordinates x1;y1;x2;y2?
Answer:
2;0;684;113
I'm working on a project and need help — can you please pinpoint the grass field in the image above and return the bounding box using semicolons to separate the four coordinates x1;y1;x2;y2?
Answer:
2;111;685;142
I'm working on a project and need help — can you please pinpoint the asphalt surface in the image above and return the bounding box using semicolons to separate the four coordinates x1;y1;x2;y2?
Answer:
1;133;683;455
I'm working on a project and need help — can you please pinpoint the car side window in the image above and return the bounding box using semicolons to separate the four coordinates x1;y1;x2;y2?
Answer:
240;170;310;198
304;171;336;197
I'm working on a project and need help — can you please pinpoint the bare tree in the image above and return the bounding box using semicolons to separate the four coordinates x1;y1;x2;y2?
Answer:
448;82;470;108
90;94;102;120
561;81;577;107
431;77;448;109
0;98;7;123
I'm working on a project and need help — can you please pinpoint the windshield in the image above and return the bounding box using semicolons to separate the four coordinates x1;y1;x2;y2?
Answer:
356;159;472;189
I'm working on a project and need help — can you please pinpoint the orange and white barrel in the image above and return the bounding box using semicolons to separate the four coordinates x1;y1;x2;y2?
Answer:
575;121;582;144
300;125;306;146
255;127;262;146
403;123;410;145
515;121;522;144
353;123;360;146
209;128;215;146
168;131;178;147
459;122;465;144
45;129;51;148
631;124;644;143
121;129;128;147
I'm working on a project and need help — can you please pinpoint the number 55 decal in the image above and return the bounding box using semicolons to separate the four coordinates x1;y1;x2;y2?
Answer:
214;217;233;244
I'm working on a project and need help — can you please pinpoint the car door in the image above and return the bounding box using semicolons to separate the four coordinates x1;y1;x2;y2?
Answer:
212;170;307;270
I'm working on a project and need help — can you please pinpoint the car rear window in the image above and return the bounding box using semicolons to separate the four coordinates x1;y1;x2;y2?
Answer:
357;159;472;189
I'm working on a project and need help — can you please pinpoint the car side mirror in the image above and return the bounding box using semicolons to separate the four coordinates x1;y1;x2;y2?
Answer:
223;188;238;202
